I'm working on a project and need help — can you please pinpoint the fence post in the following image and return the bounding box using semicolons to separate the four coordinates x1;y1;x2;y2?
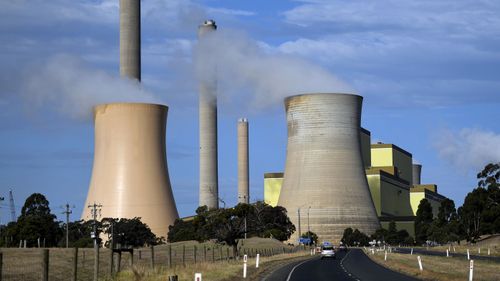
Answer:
168;245;172;268
130;250;134;267
150;246;155;269
204;245;207;262
41;249;49;281
182;245;186;267
219;247;223;261
117;251;122;272
94;244;99;281
109;248;114;276
72;248;78;281
194;245;197;264
227;248;230;261
212;246;215;262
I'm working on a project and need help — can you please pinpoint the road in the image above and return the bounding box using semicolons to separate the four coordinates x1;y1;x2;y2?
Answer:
263;248;418;281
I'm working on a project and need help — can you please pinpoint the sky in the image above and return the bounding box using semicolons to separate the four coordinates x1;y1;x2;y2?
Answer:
0;0;499;224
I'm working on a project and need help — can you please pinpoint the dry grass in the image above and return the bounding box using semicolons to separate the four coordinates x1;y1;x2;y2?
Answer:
367;249;500;281
426;245;500;257
0;238;302;281
113;251;310;281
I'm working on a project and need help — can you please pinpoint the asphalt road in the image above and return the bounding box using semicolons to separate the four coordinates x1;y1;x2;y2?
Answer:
394;247;500;262
263;249;418;281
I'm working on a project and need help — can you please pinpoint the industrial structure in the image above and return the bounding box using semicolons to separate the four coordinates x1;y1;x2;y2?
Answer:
277;93;381;243
198;20;219;209
238;118;249;204
265;126;448;239
82;0;178;238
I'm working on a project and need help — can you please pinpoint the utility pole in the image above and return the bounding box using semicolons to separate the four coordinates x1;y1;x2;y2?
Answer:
297;208;301;244
9;189;16;222
0;196;4;237
88;202;102;281
307;206;311;244
62;203;74;248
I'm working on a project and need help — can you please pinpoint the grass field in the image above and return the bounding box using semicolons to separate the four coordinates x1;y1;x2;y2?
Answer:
425;245;500;257
0;238;301;281
112;249;310;281
366;249;500;281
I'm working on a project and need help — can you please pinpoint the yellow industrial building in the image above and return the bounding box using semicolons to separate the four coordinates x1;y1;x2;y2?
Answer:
264;128;448;238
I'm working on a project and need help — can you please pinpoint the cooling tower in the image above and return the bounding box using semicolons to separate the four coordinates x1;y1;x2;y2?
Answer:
119;0;140;80
198;20;219;209
83;103;179;238
412;164;422;186
238;118;249;204
278;93;380;243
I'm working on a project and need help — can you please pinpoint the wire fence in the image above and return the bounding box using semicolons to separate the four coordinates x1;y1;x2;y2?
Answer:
0;243;303;281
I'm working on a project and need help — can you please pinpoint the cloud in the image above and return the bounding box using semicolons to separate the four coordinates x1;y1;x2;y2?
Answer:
194;29;353;110
433;128;500;172
20;54;161;119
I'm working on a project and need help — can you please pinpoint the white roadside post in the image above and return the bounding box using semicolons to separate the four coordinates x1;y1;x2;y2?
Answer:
256;254;260;268
417;256;423;271
478;248;480;254
469;260;474;281
243;254;248;278
488;248;490;255
194;273;202;281
410;248;413;255
384;251;387;261
467;249;470;260
446;249;449;257
453;246;456;252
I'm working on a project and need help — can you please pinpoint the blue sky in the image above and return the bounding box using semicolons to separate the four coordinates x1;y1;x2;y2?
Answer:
1;0;499;223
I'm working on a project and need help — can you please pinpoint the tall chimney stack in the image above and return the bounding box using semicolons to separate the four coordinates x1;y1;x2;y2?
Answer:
120;0;141;80
412;164;422;186
198;20;219;209
238;118;249;204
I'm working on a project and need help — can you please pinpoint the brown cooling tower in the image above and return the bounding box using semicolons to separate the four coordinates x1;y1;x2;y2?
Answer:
278;93;380;243
83;103;179;238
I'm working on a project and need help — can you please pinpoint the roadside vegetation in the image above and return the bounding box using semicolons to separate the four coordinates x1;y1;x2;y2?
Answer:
367;250;500;281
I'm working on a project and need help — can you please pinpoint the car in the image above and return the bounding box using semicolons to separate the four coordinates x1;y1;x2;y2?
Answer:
338;243;348;252
320;245;336;259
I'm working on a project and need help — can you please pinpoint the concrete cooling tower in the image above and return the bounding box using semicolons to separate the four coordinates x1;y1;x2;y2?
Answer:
198;20;219;209
238;118;249;204
83;103;179;238
278;93;380;243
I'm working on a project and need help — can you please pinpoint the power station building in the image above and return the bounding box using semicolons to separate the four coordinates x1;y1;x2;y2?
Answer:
265;125;448;240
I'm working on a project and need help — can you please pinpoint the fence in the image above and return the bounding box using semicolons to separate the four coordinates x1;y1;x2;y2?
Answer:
0;243;302;281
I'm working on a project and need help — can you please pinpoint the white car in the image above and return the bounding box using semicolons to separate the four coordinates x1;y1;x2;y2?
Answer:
320;245;336;259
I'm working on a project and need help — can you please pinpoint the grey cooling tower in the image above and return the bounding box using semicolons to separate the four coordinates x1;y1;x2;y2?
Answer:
119;0;140;80
412;164;422;186
238;118;249;204
198;20;219;209
278;93;380;243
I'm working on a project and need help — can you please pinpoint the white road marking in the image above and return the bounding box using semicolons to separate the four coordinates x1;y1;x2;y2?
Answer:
285;257;318;281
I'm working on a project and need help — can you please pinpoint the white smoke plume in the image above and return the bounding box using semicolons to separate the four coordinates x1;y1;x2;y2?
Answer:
433;128;500;172
21;54;161;119
194;29;353;110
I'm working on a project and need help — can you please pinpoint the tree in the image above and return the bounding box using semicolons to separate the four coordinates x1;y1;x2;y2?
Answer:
341;228;370;246
415;199;433;244
102;217;162;248
249;201;295;241
204;203;252;256
167;219;198;243
58;220;95;248
16;193;62;247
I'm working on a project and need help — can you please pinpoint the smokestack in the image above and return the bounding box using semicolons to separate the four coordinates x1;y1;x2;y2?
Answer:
198;20;219;209
83;103;179;237
278;93;380;243
120;0;141;80
238;118;249;204
412;164;422;186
